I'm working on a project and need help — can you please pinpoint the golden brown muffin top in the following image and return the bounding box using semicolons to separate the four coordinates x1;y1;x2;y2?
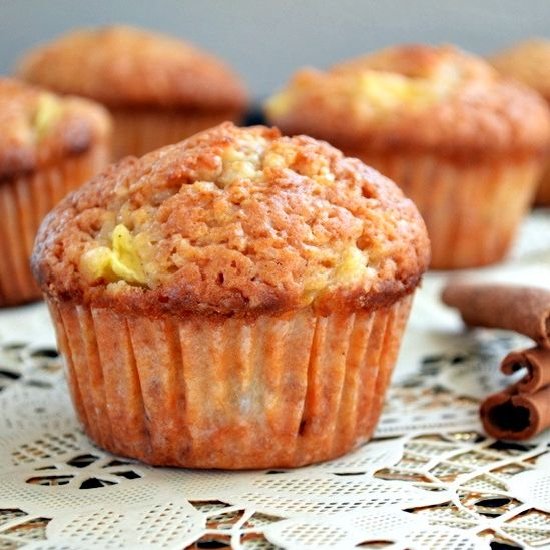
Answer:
17;25;248;111
490;39;550;101
265;44;550;160
0;77;110;181
32;123;429;318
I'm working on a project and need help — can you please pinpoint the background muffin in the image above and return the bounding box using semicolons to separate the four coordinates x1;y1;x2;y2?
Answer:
32;123;429;469
265;44;550;269
490;39;550;205
0;77;110;307
17;25;248;160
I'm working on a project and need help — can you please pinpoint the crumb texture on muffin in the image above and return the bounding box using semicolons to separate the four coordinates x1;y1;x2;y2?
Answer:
265;44;550;158
17;25;247;111
0;78;110;180
490;39;550;100
33;123;429;317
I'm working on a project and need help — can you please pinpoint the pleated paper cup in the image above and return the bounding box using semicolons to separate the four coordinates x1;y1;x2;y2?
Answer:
534;165;550;206
48;294;413;469
0;147;109;307
110;108;244;160
352;152;543;269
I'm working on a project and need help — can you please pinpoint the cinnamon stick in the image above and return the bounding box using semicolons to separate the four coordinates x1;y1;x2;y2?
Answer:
480;386;550;440
501;347;550;394
442;283;550;347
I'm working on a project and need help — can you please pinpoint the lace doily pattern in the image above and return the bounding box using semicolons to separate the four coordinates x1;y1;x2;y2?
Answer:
0;332;548;550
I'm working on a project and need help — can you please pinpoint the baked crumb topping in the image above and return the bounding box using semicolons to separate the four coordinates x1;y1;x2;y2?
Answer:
33;123;429;315
267;68;457;121
265;44;550;158
266;45;493;122
490;39;550;99
0;78;110;179
17;25;248;110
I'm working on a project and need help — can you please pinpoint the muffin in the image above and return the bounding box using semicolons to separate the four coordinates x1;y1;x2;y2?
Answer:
32;123;429;469
0;77;110;307
489;39;550;205
265;44;550;269
17;25;248;160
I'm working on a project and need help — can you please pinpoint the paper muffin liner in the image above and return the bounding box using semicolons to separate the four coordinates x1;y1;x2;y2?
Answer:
47;294;413;469
110;108;244;160
534;164;550;205
0;147;109;307
353;152;543;269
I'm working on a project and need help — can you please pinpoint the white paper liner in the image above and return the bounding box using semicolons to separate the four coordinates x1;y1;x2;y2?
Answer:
48;297;412;469
0;147;108;307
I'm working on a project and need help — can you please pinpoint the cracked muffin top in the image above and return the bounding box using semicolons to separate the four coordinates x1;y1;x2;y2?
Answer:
0;78;110;181
32;123;430;318
489;39;550;101
265;44;550;160
16;25;248;111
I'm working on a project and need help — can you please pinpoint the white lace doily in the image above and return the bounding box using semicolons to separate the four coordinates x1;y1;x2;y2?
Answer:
0;211;549;550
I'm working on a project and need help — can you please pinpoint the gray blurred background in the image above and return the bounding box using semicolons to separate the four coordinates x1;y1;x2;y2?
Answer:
0;0;548;100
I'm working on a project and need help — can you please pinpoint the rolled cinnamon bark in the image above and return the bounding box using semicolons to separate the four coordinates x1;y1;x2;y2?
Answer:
501;347;550;394
480;386;550;440
442;283;550;347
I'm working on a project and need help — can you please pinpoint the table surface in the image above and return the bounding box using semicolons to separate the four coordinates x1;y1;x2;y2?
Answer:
0;211;549;550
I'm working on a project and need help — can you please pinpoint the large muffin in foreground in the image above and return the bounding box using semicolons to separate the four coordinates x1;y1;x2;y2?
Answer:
265;44;550;269
32;123;429;469
0;77;110;306
489;39;550;205
17;25;248;160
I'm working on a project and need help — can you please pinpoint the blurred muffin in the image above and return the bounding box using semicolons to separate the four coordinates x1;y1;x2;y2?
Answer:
265;44;550;269
490;39;550;205
17;25;248;160
0;77;110;306
32;123;429;469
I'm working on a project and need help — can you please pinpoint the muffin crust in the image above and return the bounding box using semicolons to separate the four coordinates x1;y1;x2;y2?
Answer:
490;39;550;101
33;123;429;317
17;25;247;112
0;78;110;181
265;44;550;161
